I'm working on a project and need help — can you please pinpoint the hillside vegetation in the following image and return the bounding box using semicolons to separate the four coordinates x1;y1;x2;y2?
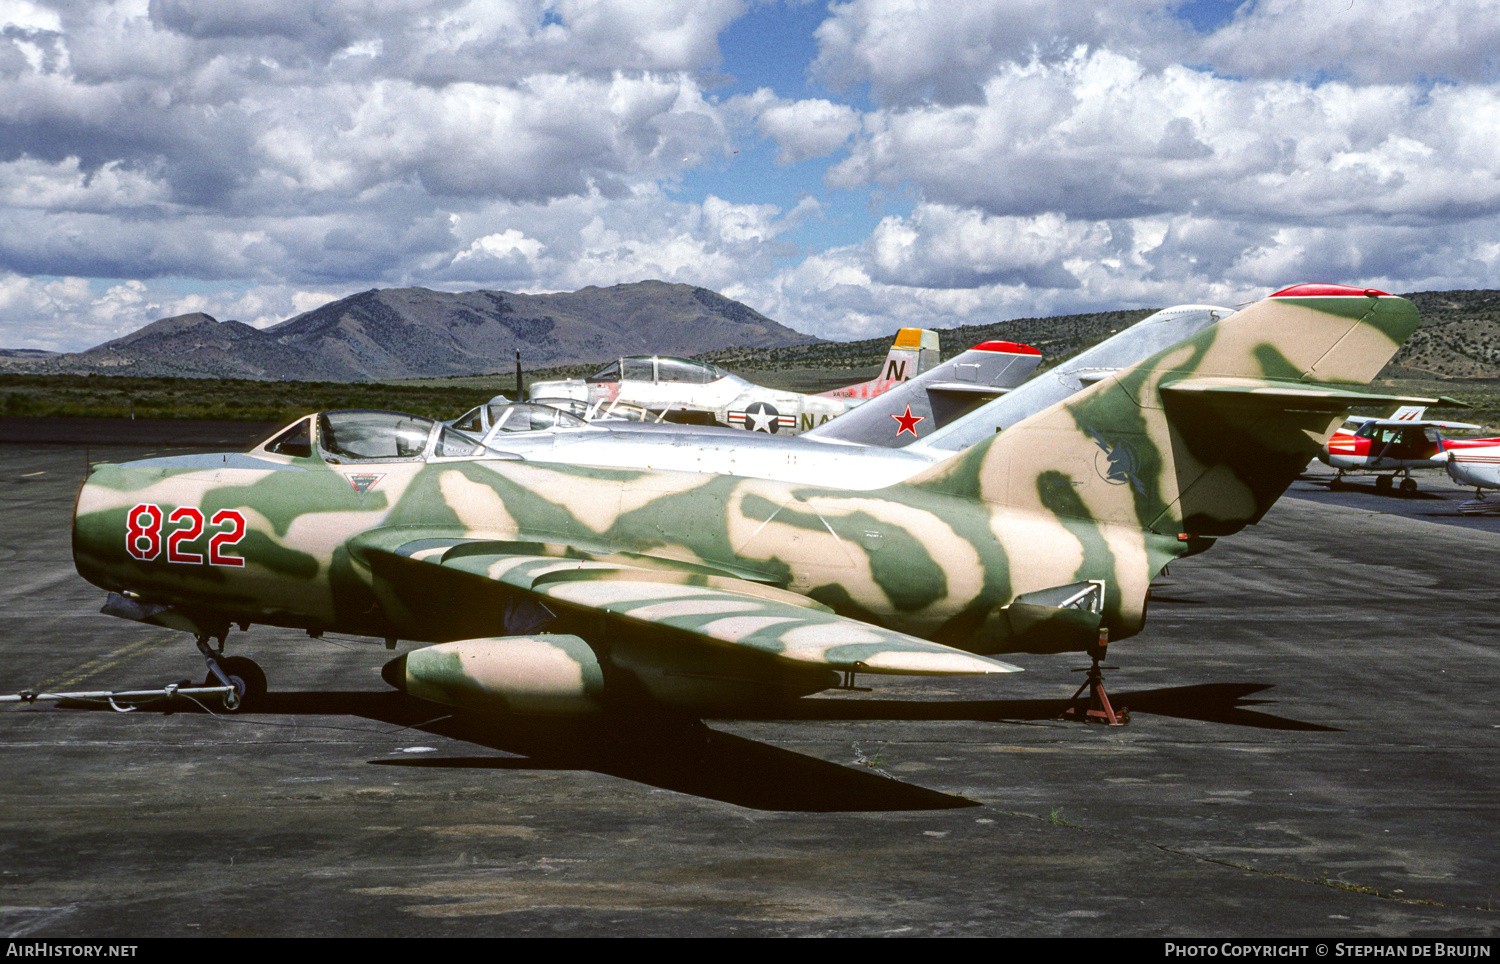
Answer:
0;374;499;426
5;290;1498;432
1388;290;1500;378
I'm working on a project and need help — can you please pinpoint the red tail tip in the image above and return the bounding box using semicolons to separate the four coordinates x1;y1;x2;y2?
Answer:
972;341;1041;355
1270;283;1392;298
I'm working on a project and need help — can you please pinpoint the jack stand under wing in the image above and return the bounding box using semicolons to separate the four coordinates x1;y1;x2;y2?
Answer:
1059;634;1130;726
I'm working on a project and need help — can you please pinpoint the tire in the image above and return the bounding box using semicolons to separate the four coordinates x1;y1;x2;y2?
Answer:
205;656;267;711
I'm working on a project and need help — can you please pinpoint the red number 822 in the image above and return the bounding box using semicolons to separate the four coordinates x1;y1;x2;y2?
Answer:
126;503;247;567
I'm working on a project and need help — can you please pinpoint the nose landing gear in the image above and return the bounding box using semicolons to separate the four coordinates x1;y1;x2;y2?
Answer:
196;635;266;712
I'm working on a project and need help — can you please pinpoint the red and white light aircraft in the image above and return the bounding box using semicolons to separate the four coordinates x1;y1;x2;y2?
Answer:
1319;406;1500;494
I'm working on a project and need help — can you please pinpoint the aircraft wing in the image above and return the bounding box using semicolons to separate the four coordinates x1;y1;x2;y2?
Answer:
349;531;1019;678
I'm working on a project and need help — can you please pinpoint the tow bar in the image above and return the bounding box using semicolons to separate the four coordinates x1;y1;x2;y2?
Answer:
0;680;240;712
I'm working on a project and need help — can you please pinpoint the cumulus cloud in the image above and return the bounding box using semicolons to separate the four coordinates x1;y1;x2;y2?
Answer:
830;47;1500;228
434;188;806;293
811;0;1189;106
0;3;744;302
0;274;176;350
1;0;1499;351
454;227;546;267
754;95;861;163
741;198;1500;341
553;0;747;72
1197;0;1500;85
0;3;737;205
867;205;1093;289
812;0;1500;105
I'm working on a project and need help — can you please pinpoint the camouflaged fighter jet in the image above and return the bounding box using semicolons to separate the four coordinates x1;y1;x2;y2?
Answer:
70;284;1429;720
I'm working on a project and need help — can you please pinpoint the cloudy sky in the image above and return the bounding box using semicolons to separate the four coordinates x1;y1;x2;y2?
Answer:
2;0;1498;352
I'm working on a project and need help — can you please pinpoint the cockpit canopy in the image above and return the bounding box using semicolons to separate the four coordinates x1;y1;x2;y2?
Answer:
451;400;589;437
584;356;731;385
259;410;488;464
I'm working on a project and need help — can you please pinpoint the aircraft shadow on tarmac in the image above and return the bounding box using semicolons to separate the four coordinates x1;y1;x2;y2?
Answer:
730;682;1338;733
1302;477;1450;500
54;688;972;812
50;677;1334;812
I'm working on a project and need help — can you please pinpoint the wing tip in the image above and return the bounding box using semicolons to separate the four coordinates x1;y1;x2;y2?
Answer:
853;651;1023;677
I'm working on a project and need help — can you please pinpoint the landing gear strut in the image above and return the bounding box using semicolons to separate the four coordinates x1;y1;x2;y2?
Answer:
197;635;266;711
1060;634;1129;726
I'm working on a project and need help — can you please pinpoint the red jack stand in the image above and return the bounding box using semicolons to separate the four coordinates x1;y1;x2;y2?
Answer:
1060;633;1129;726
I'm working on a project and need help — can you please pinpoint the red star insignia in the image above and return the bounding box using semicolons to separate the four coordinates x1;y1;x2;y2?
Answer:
891;404;925;437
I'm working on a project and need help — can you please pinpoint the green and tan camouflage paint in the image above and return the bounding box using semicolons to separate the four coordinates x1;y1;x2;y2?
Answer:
72;286;1421;711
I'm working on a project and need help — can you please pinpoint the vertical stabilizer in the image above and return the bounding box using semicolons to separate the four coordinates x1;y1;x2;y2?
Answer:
910;304;1232;457
819;328;940;401
906;285;1422;537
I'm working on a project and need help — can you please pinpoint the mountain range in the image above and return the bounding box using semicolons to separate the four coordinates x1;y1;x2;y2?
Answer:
3;283;1498;382
0;281;816;382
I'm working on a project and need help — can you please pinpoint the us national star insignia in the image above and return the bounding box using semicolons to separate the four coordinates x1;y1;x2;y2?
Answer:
745;402;780;433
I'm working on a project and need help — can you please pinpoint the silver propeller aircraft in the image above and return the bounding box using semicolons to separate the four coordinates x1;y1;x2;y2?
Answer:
68;285;1425;726
527;328;941;434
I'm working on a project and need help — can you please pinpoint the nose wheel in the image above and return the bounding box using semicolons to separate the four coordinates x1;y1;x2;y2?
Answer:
203;656;267;711
197;635;267;712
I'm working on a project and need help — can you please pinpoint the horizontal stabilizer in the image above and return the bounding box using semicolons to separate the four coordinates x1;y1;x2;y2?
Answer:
1161;378;1441;410
1367;419;1482;431
921;381;1018;395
